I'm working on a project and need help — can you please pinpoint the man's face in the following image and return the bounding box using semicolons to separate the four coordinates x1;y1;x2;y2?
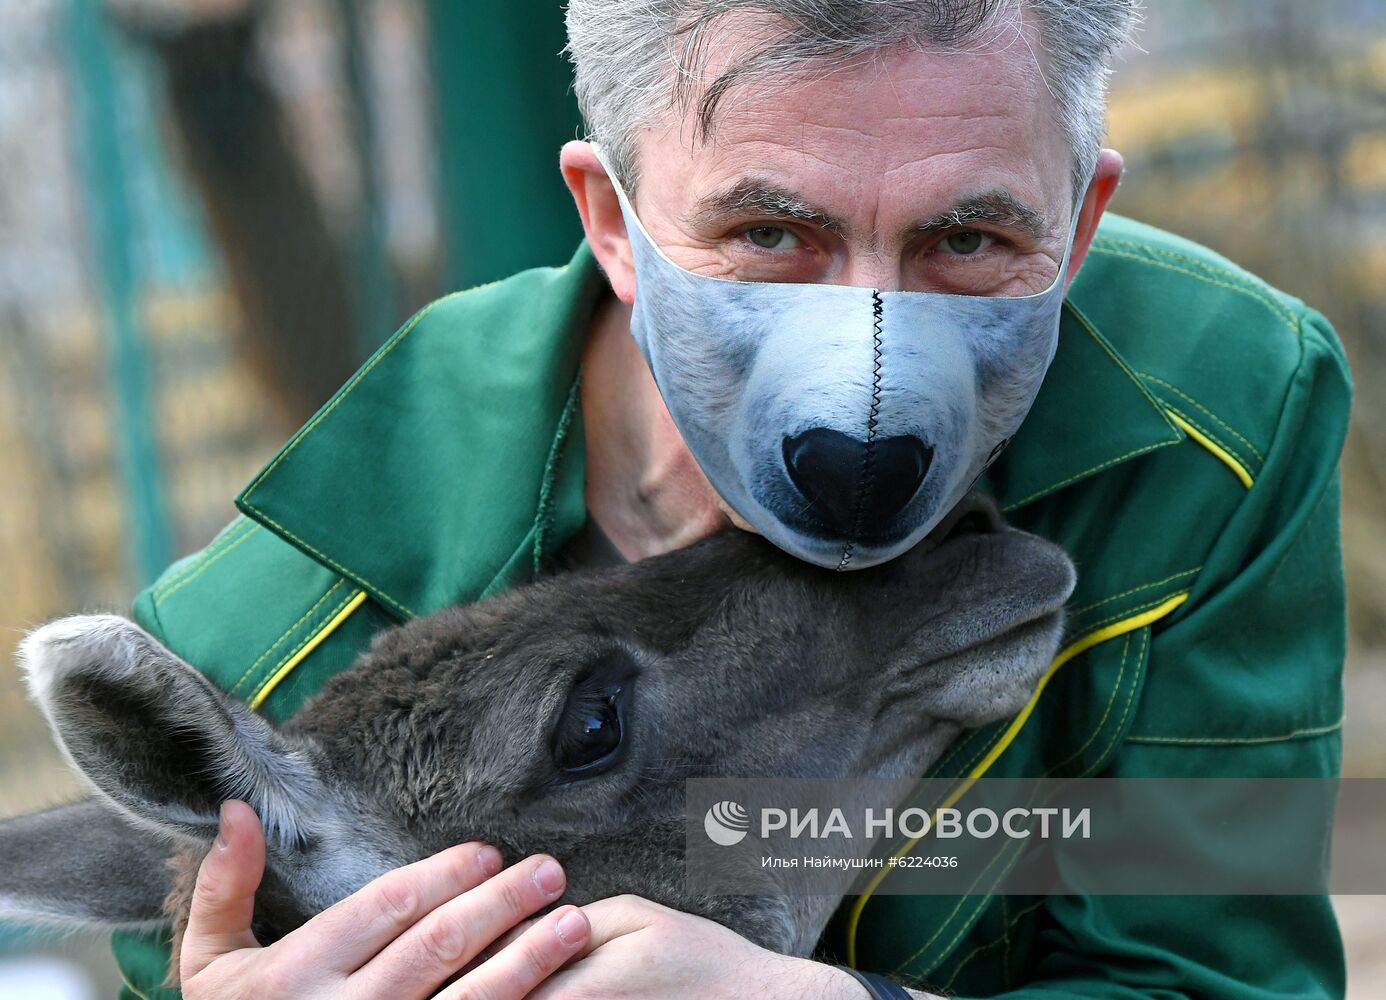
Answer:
563;12;1122;560
624;17;1080;299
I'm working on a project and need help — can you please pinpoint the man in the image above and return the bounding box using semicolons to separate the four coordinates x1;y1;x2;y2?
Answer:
112;1;1352;998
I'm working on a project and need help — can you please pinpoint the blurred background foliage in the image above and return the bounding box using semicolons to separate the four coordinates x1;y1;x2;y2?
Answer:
0;0;1382;994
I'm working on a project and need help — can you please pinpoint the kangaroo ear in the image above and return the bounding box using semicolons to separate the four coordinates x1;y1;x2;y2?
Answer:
19;615;325;848
0;798;171;929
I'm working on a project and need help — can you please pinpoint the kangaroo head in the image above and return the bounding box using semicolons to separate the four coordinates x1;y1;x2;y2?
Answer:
1;499;1074;965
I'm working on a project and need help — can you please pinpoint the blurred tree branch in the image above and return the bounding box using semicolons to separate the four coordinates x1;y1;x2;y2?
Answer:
119;6;360;425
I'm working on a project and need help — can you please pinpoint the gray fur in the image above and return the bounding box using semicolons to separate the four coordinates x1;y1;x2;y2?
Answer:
0;515;1073;960
0;800;170;929
18;614;328;848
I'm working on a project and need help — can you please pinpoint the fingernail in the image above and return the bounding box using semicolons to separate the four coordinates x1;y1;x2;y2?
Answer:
532;858;564;896
555;909;586;948
215;801;233;851
477;844;503;877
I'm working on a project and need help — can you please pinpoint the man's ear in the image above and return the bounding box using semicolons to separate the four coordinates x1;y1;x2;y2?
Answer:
1065;148;1124;288
560;140;637;305
0;799;172;929
19;615;325;850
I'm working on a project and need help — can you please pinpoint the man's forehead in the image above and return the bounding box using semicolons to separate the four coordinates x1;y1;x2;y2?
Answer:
680;8;1059;141
641;24;1072;227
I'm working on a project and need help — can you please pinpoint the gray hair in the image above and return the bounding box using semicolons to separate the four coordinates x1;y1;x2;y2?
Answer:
565;0;1141;196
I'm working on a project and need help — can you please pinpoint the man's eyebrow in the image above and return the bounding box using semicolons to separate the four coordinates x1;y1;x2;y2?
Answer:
686;181;1051;244
904;191;1051;242
686;178;844;234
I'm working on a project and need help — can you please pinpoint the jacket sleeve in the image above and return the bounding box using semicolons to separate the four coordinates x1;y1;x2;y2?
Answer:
946;308;1352;999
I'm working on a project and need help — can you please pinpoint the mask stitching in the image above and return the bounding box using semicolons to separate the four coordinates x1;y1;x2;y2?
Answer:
836;289;885;571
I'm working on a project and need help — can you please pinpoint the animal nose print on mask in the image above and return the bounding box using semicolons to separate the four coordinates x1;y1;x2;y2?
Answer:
782;428;934;541
594;146;1088;569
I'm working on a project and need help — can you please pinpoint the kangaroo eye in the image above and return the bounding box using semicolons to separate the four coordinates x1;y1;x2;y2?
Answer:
552;649;637;776
553;683;627;774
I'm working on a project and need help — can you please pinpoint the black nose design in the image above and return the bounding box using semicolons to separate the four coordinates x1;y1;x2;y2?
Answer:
783;428;933;536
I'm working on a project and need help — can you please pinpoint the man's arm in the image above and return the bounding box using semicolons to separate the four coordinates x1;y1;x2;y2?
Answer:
932;307;1351;998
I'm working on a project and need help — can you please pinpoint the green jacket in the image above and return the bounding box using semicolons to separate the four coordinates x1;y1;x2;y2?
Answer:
112;214;1351;1000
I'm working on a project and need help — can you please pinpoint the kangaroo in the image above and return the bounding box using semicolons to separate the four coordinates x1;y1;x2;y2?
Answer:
0;499;1073;981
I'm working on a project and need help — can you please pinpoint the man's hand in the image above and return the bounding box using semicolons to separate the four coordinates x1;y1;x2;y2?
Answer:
516;895;874;1000
180;800;592;999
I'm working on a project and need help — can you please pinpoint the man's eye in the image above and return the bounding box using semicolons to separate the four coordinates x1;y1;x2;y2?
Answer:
940;230;995;256
744;226;802;251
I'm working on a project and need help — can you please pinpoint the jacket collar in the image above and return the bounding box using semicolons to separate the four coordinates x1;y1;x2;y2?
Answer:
235;242;603;620
985;293;1184;512
235;231;1181;620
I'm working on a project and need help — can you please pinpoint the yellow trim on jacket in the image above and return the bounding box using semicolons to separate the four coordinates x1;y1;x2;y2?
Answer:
843;590;1190;966
247;590;368;711
1167;412;1254;489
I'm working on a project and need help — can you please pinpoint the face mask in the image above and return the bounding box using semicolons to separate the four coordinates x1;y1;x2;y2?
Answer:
596;147;1087;570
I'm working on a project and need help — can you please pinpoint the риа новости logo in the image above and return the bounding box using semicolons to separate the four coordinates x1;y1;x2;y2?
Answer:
704;800;750;846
